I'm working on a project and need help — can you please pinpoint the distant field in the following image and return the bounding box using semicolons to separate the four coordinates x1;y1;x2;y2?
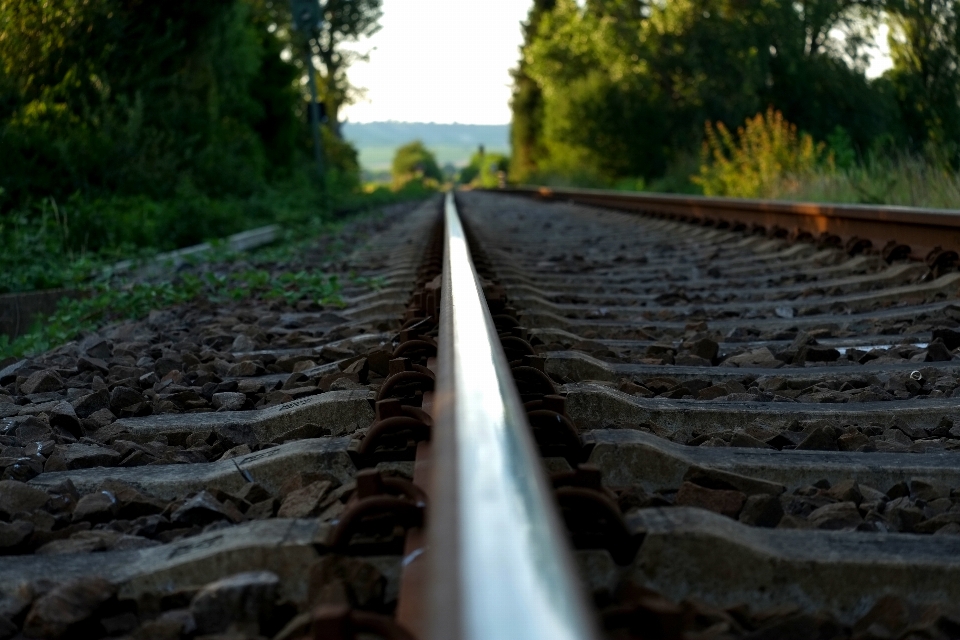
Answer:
343;122;510;171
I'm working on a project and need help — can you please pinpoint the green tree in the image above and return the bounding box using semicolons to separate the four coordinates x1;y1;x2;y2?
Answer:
459;149;509;187
512;0;897;185
292;0;383;138
391;141;442;187
509;0;555;183
885;0;960;150
0;0;306;203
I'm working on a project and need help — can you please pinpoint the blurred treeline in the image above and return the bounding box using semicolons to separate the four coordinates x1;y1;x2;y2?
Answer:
0;0;367;262
510;0;960;195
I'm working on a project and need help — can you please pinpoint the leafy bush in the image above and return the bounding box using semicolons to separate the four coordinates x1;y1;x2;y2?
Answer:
693;108;830;199
459;151;509;187
391;141;443;188
777;151;960;208
0;0;302;205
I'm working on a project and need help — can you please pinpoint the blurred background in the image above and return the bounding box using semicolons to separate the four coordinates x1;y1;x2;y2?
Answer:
2;0;959;302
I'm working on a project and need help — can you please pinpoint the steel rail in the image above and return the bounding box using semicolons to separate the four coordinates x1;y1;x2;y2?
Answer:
495;185;960;262
425;192;600;640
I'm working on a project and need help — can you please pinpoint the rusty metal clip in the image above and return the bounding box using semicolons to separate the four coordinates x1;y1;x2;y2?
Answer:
311;604;415;640
551;465;641;565
328;470;426;555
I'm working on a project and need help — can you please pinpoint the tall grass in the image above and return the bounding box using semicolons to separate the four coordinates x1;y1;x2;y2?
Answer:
688;109;960;210
780;153;960;209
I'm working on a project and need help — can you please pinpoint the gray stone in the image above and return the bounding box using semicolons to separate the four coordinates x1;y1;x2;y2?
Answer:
190;571;279;634
885;497;925;532
308;555;387;609
0;520;33;551
212;392;246;412
626;506;960;624
688;338;719;362
675;481;745;518
909;477;950;502
277;481;333;519
796;345;841;364
795;426;838;451
546;349;960;386
35;530;126;555
565;382;960;436
738;494;784;527
22;577;115;639
171;491;242;526
109;386;144;413
808;501;863;530
72;491;119;523
226;361;264;377
925;340;954;362
97;479;166;519
585;429;960;494
44;443;121;471
71;390;110;420
154;358;180;377
81;338;112;360
111;391;374;444
231;335;258;353
0;519;344;607
934;522;960;535
0;360;28;386
0;480;50;518
77;356;109;375
9;415;50;441
31;438;355;500
329;377;364;391
721;347;783;368
682;465;784;496
48;401;81;437
86;408;116;429
729;432;773;449
19;370;63;395
825;480;862;504
135;609;196;639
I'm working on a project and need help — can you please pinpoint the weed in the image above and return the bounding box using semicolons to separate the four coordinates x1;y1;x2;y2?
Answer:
694;108;829;199
0;267;344;360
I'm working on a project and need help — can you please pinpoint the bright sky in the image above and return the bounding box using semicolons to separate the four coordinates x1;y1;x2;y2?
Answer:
341;0;532;125
341;1;894;125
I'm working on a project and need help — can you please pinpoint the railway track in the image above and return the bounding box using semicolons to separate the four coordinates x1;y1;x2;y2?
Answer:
3;190;960;638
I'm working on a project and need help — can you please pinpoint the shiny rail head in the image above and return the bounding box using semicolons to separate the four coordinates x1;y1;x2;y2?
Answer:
426;192;599;640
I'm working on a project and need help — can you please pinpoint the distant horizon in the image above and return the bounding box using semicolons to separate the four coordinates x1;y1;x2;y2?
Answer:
341;121;510;171
343;120;510;126
339;0;532;124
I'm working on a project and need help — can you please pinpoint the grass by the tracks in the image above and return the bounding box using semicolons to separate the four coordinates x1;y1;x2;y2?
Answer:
536;110;960;211
0;177;430;361
0;170;432;295
0;269;345;360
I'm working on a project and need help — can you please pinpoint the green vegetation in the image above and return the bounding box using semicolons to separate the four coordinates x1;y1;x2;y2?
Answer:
458;150;510;187
511;0;960;207
342;122;510;172
691;108;960;208
391;141;443;188
0;266;343;360
0;0;410;293
0;0;442;359
694;109;829;199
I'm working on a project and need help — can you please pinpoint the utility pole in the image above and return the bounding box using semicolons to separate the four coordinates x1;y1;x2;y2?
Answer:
291;0;328;203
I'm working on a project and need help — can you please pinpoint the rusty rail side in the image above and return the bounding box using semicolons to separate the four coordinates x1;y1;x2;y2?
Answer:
424;192;599;640
495;186;960;262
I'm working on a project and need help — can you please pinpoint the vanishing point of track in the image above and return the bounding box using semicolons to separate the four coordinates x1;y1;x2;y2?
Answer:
3;189;960;639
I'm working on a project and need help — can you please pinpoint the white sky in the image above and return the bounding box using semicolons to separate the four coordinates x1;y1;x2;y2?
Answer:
341;0;532;125
340;1;894;125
